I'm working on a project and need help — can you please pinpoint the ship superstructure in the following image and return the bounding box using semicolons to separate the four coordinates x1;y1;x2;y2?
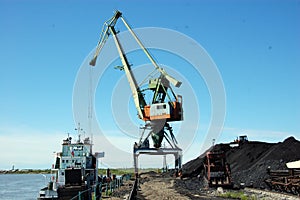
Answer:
38;127;104;200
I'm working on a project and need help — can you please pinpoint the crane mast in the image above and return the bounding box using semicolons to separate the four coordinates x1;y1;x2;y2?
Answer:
90;10;183;172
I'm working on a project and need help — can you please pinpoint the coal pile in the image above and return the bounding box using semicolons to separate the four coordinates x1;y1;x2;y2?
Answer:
182;136;300;188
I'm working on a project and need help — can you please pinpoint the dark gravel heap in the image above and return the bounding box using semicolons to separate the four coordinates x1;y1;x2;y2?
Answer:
181;136;300;188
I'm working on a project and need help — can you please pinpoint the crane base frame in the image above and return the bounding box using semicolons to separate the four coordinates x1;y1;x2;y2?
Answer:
133;147;182;174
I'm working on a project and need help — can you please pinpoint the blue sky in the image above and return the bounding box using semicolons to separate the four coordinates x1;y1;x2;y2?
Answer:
0;0;299;169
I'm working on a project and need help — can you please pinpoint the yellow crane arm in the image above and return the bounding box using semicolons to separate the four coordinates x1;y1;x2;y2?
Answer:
89;11;146;120
120;17;182;88
89;11;122;66
109;26;145;119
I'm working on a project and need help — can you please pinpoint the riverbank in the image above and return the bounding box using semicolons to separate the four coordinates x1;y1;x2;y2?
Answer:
0;169;51;174
0;168;159;175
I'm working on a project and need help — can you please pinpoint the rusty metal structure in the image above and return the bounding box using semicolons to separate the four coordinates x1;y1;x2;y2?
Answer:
203;151;232;187
265;160;300;195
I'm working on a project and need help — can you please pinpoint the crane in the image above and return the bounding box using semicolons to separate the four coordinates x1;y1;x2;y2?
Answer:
90;10;183;171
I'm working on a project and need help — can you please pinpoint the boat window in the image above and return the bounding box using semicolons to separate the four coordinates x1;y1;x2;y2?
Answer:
157;104;167;109
66;160;69;163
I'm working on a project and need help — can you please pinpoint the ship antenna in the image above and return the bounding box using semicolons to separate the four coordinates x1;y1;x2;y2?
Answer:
75;122;83;142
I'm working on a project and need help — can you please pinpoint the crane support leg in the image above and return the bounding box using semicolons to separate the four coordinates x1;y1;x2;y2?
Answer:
133;146;182;174
133;153;138;174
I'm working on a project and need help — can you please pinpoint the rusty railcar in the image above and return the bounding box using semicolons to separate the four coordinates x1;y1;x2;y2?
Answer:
265;160;300;195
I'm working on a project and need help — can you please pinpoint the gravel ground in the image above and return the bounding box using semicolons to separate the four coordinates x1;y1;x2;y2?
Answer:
137;172;190;200
108;171;299;200
136;171;231;200
243;188;300;200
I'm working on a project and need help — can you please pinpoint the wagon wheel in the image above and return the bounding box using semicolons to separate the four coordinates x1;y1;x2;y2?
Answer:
291;186;297;195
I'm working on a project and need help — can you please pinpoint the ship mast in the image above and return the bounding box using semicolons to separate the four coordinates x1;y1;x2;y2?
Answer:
75;122;83;143
88;65;94;151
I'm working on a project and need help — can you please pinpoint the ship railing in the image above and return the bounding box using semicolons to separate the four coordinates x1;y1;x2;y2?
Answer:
70;174;131;200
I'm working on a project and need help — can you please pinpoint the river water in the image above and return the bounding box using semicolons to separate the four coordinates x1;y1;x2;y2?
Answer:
0;174;50;200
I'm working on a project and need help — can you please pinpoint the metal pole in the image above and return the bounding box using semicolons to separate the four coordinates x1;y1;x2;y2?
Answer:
78;191;81;200
133;152;138;174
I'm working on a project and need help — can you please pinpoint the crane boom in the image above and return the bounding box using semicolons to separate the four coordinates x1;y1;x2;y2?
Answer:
120;17;182;88
89;11;122;66
109;26;146;119
90;11;181;87
89;10;146;119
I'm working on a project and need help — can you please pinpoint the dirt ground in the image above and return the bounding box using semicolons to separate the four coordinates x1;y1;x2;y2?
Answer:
110;171;299;200
136;171;229;200
108;171;226;199
137;172;189;200
107;178;135;200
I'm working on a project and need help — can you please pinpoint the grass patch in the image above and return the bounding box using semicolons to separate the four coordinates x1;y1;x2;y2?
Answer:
219;191;257;200
98;168;162;176
98;168;134;176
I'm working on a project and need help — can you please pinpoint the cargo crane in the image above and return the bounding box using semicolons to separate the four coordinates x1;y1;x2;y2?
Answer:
90;10;183;172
